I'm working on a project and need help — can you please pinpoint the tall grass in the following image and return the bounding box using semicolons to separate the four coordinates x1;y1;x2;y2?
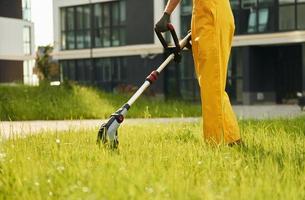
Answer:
0;84;201;121
0;117;304;199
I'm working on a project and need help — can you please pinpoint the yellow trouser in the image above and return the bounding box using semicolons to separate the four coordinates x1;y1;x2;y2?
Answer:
191;0;241;144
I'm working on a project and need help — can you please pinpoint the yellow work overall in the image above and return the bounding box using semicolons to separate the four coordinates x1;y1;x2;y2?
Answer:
191;0;241;144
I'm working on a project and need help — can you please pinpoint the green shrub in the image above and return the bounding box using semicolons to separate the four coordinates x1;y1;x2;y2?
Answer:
0;84;201;120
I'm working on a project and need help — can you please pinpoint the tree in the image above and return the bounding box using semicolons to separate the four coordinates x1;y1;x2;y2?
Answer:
34;45;59;83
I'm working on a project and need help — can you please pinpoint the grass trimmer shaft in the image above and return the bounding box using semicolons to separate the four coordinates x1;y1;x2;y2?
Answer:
97;24;192;148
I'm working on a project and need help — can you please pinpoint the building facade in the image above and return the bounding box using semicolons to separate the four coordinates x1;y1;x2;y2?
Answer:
0;0;36;85
53;0;305;104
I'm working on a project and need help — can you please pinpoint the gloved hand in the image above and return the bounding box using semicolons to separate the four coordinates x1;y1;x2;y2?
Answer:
155;12;171;32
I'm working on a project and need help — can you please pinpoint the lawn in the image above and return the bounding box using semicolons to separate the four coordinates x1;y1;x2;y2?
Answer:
0;117;304;199
0;84;201;121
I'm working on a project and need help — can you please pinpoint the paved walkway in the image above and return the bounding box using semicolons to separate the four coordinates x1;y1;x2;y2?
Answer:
0;105;304;139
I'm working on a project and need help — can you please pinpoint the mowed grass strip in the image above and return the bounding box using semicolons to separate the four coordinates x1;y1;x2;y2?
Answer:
0;117;304;199
0;84;201;121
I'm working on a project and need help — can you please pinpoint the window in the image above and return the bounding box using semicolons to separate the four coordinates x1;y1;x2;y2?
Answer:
279;5;296;30
258;8;269;32
94;58;125;84
231;0;240;9
22;0;31;21
279;0;295;4
95;58;112;82
60;9;66;49
297;3;305;29
75;6;91;49
241;0;257;8
227;48;243;104
247;10;257;33
239;0;275;33
93;0;126;48
61;5;91;50
180;0;192;37
258;0;274;6
181;0;192;13
278;0;296;30
23;26;31;55
60;1;126;50
66;7;76;49
230;0;305;33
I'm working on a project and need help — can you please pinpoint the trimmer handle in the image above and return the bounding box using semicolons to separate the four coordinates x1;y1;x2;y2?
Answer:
155;23;181;50
154;23;182;62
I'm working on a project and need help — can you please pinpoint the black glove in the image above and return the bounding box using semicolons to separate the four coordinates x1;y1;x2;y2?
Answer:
155;12;171;32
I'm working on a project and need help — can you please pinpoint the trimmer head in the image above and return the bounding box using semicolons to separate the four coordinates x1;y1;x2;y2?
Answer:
96;118;119;149
97;104;129;149
97;122;119;149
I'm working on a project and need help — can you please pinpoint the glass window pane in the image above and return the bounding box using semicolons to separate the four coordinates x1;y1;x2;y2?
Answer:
279;5;295;30
230;0;240;9
84;60;92;81
67;32;75;49
61;8;66;31
247;10;257;32
120;28;126;45
241;0;257;8
95;59;103;82
103;59;111;81
68;60;76;80
76;31;84;49
103;4;110;27
84;30;91;48
61;32;66;49
181;0;192;13
95;29;102;47
112;28;120;46
76;60;85;82
67;7;75;30
103;29;111;47
120;1;126;25
120;58;127;80
94;4;102;28
76;7;83;29
258;8;269;32
297;4;305;29
258;0;274;6
181;15;192;36
83;6;90;29
112;2;120;26
279;0;295;4
112;59;120;81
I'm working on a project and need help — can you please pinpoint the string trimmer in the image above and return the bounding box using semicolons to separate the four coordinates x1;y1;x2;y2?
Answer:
97;24;192;148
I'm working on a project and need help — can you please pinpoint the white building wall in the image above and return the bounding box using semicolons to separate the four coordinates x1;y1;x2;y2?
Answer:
0;17;35;61
0;16;36;85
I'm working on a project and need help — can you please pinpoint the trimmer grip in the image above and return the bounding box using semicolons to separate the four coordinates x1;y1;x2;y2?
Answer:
155;23;183;63
167;23;181;50
154;27;168;49
154;23;180;50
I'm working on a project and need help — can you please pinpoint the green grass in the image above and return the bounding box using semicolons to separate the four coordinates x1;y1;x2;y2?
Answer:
0;117;304;199
0;84;201;121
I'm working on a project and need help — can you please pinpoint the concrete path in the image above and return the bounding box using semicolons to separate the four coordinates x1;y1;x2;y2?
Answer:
233;105;304;119
0;105;304;139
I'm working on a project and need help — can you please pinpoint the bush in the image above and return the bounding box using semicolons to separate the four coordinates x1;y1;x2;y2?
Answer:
0;84;201;120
